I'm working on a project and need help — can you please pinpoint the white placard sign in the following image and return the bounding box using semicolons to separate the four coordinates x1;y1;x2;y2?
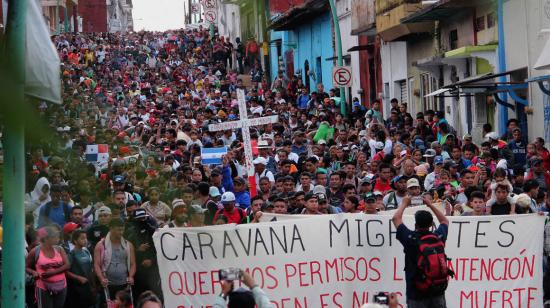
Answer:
154;214;544;308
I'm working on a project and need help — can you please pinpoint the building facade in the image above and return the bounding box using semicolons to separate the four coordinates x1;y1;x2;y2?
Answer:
269;0;335;93
41;0;80;33
79;0;108;32
504;0;550;144
350;0;383;107
107;0;133;33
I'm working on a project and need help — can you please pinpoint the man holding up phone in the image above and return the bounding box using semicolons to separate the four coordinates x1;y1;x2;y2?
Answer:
392;195;452;308
213;269;274;308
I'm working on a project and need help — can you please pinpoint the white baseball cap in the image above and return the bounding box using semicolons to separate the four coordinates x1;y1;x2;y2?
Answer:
485;132;499;141
253;157;267;165
221;192;236;203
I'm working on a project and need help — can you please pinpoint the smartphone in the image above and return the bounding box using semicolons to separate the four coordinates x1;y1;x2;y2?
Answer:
219;268;241;281
411;196;423;206
373;292;389;305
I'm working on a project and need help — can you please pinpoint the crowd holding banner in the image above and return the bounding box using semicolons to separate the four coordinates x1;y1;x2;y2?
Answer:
6;23;550;308
155;214;545;308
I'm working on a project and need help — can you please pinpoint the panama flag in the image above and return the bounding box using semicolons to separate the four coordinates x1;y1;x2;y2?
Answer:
201;147;227;165
86;144;109;164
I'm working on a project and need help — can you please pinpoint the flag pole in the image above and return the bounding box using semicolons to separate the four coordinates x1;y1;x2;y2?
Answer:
2;0;27;307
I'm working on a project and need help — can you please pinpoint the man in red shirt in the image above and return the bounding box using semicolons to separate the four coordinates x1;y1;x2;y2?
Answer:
374;163;393;194
213;192;246;224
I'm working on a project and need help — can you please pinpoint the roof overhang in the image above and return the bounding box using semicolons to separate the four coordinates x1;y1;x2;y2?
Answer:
351;23;376;36
325;55;352;61
402;0;492;23
268;0;329;31
347;42;375;52
444;45;498;59
431;69;529;109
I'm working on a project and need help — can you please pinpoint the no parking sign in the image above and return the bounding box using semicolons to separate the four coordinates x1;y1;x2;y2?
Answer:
332;66;352;87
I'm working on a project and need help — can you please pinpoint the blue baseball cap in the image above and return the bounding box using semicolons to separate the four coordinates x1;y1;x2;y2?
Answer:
434;156;444;165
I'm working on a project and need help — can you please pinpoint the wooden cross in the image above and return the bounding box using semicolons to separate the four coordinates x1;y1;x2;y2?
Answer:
208;88;278;196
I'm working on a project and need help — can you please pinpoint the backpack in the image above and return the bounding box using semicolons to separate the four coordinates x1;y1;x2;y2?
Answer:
414;233;454;295
216;208;245;224
44;202;71;222
385;191;399;210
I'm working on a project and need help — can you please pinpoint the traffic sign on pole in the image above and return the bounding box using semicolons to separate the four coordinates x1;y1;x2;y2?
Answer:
204;10;217;23
332;66;352;87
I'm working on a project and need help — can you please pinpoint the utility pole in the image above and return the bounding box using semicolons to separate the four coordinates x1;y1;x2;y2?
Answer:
497;0;508;135
328;0;346;117
2;0;27;307
64;4;69;32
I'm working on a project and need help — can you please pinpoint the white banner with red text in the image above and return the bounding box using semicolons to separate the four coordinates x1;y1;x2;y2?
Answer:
153;214;545;308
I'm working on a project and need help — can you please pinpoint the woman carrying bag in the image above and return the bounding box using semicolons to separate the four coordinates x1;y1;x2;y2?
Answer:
26;226;70;308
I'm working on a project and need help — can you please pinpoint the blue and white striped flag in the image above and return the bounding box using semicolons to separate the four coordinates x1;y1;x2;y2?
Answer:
201;147;228;165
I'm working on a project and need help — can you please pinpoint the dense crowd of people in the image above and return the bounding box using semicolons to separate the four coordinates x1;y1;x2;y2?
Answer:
8;25;550;307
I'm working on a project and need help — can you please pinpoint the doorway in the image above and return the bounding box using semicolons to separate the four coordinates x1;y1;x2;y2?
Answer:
304;60;310;91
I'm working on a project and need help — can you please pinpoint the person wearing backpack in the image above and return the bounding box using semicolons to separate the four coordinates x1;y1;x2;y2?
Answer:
392;195;452;308
213;192;246;224
25;225;70;308
37;184;72;228
65;230;96;308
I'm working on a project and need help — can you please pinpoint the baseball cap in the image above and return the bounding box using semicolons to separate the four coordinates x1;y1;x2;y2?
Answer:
312;185;326;196
406;178;420;189
429;142;440;150
434;156;444;165
361;176;373;185
485;132;499;141
364;193;376;203
253;157;267;165
188;204;207;215
63;222;79;234
221;191;236;203
304;193;318;202
113;175;125;184
261;202;274;211
209;186;221;198
172;199;186;210
97;206;112;215
463;134;472;140
392;175;407;185
318;139;327;145
423;149;437;157
132;208;149;219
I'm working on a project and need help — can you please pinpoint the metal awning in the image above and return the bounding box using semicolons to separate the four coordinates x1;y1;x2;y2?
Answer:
432;70;530;109
534;38;550;70
347;44;374;52
425;88;451;97
450;70;520;87
526;75;550;96
325;55;352;61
